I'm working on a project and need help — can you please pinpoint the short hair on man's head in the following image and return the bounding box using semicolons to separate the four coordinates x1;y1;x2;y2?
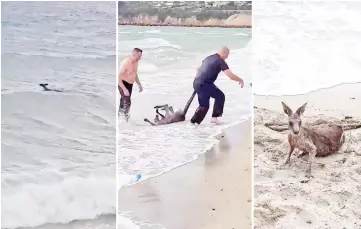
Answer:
132;48;143;53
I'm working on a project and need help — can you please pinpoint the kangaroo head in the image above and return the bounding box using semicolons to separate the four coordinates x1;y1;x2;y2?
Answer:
281;102;307;135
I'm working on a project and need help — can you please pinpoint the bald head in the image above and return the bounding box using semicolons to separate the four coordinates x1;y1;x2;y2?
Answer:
218;46;230;60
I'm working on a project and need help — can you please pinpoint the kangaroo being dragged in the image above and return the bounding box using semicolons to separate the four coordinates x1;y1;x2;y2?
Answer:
281;102;345;178
144;91;196;126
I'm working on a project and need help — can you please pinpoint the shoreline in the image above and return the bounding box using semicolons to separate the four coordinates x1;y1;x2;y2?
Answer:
254;81;361;97
118;119;252;229
118;22;251;28
253;83;361;229
254;82;361;117
118;115;253;190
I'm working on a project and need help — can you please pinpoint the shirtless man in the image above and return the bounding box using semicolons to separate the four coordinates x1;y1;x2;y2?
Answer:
118;48;143;121
190;46;244;125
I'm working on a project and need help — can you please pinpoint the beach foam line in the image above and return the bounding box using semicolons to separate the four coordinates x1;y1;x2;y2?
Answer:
2;175;115;228
118;114;252;190
117;214;140;229
119;37;181;50
139;29;160;34
118;213;167;229
254;81;361;97
235;32;250;36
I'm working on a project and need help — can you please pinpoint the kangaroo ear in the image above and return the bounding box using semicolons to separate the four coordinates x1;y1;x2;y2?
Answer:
281;102;293;116
296;102;307;115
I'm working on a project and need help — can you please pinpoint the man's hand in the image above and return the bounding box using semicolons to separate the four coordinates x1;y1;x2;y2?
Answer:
224;69;244;88
239;78;244;88
135;74;143;93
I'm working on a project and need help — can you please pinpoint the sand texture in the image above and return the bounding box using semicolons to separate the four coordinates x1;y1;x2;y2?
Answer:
253;84;361;229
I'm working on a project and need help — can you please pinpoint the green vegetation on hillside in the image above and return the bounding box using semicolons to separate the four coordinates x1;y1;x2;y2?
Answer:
118;1;251;21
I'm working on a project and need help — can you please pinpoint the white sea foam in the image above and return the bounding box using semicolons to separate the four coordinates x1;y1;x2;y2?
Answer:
117;215;140;229
2;176;115;228
253;1;361;96
139;29;160;34
235;32;250;36
120;38;182;50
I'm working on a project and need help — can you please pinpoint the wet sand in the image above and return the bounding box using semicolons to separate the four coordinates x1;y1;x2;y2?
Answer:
254;83;361;229
118;119;252;229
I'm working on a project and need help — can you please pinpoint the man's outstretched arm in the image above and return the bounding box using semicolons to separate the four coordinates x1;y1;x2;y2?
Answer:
224;69;244;87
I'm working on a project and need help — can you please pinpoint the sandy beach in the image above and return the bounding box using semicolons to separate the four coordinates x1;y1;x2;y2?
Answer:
253;83;361;229
118;119;252;229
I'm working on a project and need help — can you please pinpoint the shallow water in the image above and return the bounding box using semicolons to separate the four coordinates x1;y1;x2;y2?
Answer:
117;26;252;228
1;2;116;228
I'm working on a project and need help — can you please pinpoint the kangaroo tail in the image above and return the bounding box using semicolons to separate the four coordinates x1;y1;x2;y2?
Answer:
144;118;156;126
342;123;361;131
183;90;196;115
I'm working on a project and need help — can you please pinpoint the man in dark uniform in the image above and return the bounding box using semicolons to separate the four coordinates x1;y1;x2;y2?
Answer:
190;46;244;125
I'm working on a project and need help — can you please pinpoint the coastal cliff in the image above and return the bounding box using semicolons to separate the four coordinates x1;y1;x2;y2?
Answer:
118;1;252;28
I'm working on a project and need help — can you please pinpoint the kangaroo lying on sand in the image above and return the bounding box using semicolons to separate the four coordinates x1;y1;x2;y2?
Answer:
144;91;196;126
282;102;345;178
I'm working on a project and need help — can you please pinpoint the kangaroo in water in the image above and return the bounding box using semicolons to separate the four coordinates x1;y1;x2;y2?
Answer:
282;102;345;178
39;83;63;92
144;91;196;126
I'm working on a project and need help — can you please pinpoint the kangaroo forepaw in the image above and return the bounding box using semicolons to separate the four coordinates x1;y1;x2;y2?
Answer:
283;159;291;166
305;170;314;179
297;151;307;158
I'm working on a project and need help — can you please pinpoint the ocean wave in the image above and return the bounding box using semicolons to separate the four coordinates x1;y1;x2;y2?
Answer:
235;32;250;36
253;1;361;96
120;38;181;50
139;29;160;34
1;175;115;228
6;52;115;60
194;31;221;35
